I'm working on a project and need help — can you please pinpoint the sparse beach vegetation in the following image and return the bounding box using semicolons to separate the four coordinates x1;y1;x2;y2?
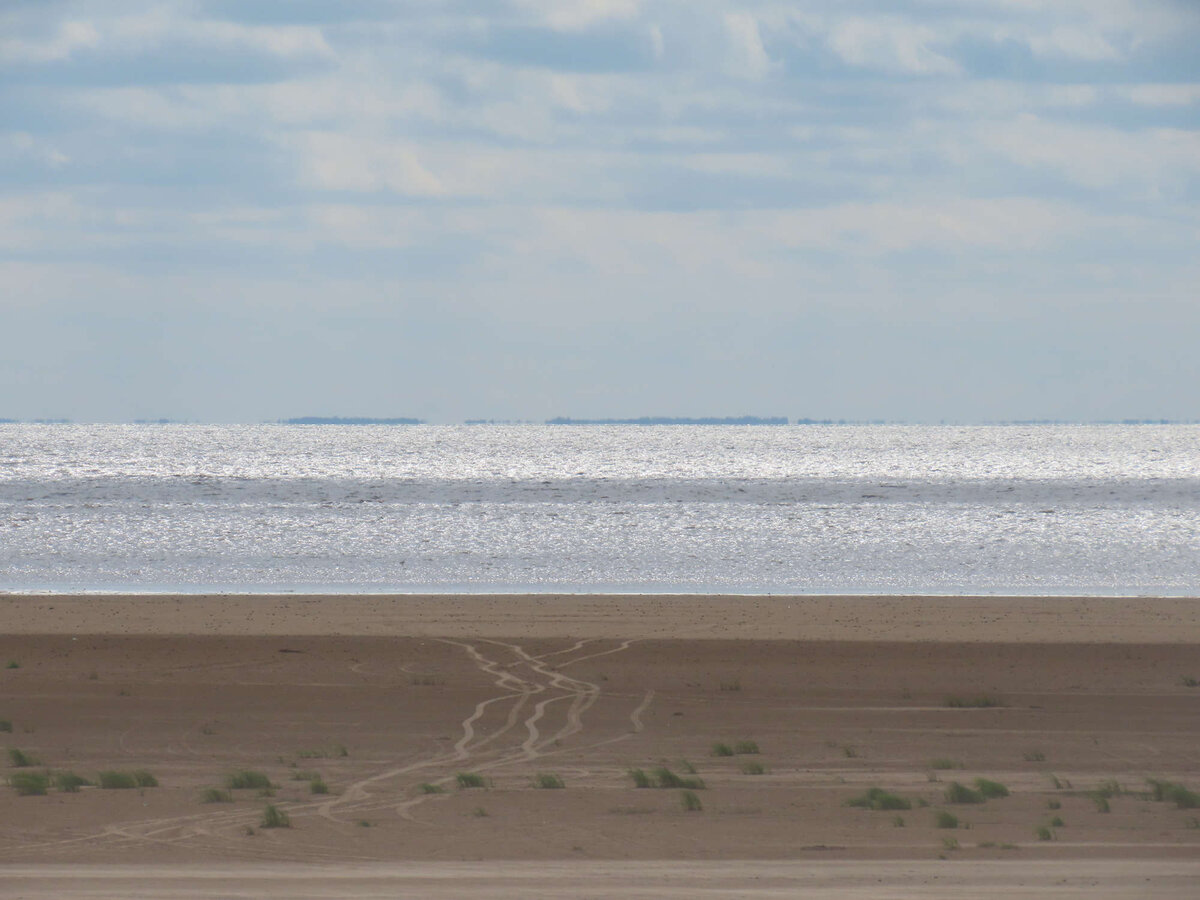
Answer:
680;790;703;811
7;748;37;767
974;778;1009;799
846;787;911;811
54;772;89;792
456;772;487;789
226;770;273;790
534;773;564;789
8;772;49;795
740;761;766;775
943;782;984;804
201;788;232;803
260;804;290;828
935;810;959;829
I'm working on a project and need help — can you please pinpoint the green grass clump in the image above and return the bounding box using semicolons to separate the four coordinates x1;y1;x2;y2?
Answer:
1047;799;1061;810
1049;816;1065;827
534;773;564;789
734;740;760;755
929;758;960;770
260;804;290;828
7;748;38;768
1035;825;1053;841
846;787;911;811
1093;779;1122;799
974;778;1009;799
309;778;329;795
419;782;445;794
934;810;959;829
628;768;652;788
1181;676;1198;687
680;790;703;812
1147;779;1199;809
9;772;49;795
740;761;766;775
201;788;232;803
0;720;11;733
133;770;157;787
711;742;734;757
1024;750;1046;762
291;770;320;781
226;770;273;790
97;771;140;789
944;782;984;804
945;695;1002;708
1094;796;1111;813
54;772;90;792
892;815;905;827
652;767;705;790
455;772;487;789
5;661;19;669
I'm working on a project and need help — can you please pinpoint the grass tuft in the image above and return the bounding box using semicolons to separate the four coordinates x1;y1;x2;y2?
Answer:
935;810;959;829
5;661;18;669
733;740;760;755
1024;750;1046;762
133;770;157;788
680;790;703;812
945;695;1002;708
1147;779;1199;809
54;772;90;792
929;758;960;770
740;761;766;775
8;748;38;768
226;770;273;790
943;782;984;804
9;771;49;795
1035;825;1053;841
846;787;911;811
651;767;705;790
628;768;651;788
0;720;11;733
711;742;734;757
419;782;445;794
1049;816;1065;827
1047;799;1061;810
974;778;1009;799
260;804;290;828
455;772;487;789
534;773;564;789
201;788;232;803
97;771;138;789
309;778;329;795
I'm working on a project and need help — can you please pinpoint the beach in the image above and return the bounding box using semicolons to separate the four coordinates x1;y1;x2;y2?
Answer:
2;593;1199;897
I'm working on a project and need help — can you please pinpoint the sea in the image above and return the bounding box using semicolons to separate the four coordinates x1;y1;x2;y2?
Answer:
0;424;1197;596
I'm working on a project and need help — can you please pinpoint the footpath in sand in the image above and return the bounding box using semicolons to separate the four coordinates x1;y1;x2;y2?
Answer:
1;594;1198;897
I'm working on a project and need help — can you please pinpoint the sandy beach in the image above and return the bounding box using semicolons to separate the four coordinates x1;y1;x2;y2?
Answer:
2;593;1199;897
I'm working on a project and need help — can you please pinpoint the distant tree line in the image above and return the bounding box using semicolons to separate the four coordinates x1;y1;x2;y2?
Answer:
546;416;789;425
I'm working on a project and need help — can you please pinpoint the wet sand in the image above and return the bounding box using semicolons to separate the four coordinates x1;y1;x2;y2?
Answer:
1;594;1198;897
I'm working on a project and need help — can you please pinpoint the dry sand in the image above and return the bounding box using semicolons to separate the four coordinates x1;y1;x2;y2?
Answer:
1;593;1198;897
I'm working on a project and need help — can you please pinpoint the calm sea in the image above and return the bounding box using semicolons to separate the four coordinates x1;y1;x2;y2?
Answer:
0;424;1197;595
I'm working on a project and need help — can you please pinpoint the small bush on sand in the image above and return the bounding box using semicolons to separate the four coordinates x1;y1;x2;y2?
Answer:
201;788;232;803
711;742;734;757
419;782;445;794
1024;750;1046;762
652;767;705;790
741;761;766;775
945;695;1002;708
974;778;1009;799
7;748;37;768
0;720;12;733
944;782;984;804
846;787;911;811
226;770;272;790
456;772;487;789
1147;779;1199;809
935;810;958;829
133;770;158;788
309;778;329;795
1035;825;1053;841
930;758;960;770
734;740;760;755
9;772;49;795
628;768;651;788
260;804;290;828
98;771;137;789
1049;816;1065;827
680;790;703;812
534;773;564;789
54;772;90;792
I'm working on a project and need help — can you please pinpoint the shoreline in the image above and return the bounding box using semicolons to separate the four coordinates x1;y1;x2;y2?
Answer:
1;592;1196;642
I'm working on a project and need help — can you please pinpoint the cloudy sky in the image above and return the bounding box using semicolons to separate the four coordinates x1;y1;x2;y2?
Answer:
2;1;1198;423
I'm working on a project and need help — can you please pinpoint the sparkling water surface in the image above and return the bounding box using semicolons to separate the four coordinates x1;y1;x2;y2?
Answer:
1;424;1197;594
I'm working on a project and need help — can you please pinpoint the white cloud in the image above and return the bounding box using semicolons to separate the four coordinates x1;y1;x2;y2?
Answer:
0;19;100;63
825;16;961;75
724;12;771;80
515;0;641;32
1120;84;1200;107
292;132;445;196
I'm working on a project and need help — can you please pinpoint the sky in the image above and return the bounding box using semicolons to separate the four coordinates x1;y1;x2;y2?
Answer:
1;0;1198;424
